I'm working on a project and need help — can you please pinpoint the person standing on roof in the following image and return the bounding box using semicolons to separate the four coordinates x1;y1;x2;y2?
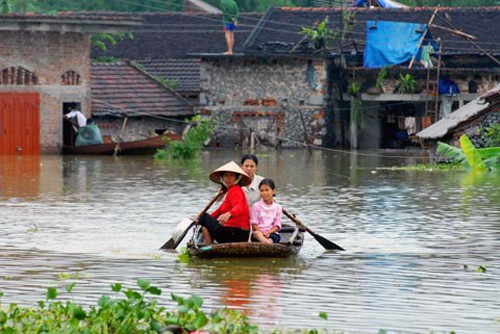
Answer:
220;0;239;55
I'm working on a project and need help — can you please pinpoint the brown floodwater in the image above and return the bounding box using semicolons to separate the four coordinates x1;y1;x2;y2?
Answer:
1;150;499;333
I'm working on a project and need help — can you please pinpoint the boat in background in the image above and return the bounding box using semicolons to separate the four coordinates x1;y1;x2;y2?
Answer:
62;133;180;155
187;222;305;258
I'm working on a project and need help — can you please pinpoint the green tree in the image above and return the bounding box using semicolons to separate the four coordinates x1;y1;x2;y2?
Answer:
7;0;183;13
155;115;213;160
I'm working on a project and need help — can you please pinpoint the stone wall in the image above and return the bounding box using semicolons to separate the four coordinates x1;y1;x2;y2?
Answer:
455;110;500;148
96;117;186;143
0;31;90;153
199;57;327;148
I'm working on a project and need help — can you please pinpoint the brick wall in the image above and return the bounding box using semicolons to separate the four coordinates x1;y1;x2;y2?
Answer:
0;31;90;153
199;57;327;148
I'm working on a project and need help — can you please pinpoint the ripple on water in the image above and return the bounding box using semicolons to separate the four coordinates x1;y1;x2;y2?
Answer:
1;152;499;333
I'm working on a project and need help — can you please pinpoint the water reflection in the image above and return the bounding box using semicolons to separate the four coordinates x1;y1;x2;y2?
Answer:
183;257;307;325
0;155;41;198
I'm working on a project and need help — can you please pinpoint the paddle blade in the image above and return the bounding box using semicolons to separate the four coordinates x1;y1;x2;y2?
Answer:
159;218;195;250
313;233;345;251
159;238;176;250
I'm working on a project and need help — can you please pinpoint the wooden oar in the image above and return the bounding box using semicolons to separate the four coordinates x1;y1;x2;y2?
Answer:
159;188;225;250
282;208;345;251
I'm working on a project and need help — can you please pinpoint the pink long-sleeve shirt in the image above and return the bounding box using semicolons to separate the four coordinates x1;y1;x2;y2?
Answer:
250;199;282;233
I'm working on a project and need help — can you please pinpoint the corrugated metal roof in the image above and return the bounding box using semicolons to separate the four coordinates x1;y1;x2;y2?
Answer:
416;84;499;140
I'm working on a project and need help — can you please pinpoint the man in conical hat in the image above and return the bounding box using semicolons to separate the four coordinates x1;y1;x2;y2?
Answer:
198;161;251;245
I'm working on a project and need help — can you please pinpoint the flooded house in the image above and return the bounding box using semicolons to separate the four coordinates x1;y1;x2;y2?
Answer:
416;84;500;148
0;13;141;154
72;6;500;151
89;61;193;145
198;6;500;149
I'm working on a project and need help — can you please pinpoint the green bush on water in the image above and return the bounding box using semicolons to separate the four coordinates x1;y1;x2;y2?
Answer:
0;279;257;334
155;115;213;160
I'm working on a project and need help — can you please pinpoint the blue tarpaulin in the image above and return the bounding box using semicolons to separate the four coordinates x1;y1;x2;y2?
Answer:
364;21;427;68
355;0;408;8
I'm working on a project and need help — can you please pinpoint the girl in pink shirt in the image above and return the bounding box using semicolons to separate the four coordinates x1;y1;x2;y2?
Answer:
250;178;282;244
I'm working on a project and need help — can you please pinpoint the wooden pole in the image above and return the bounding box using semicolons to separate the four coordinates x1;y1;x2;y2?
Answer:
429;24;476;40
298;110;313;154
435;12;500;66
113;117;128;157
409;9;439;69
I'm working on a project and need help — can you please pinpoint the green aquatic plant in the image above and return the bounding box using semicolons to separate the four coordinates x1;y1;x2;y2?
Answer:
0;280;259;334
379;163;464;171
177;246;191;263
476;265;487;273
155;115;213;160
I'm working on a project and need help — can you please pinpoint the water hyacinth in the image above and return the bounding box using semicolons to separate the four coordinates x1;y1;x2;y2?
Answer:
0;279;258;334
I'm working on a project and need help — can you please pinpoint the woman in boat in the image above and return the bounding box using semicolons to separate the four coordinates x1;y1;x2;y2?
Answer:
250;178;282;244
198;161;252;245
241;154;265;207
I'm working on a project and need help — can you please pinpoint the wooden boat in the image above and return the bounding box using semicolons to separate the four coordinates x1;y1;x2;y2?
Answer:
63;134;180;155
186;222;305;258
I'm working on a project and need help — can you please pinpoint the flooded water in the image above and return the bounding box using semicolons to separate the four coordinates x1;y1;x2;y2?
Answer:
1;150;499;333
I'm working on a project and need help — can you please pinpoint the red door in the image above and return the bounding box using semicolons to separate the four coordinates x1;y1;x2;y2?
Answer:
0;93;40;155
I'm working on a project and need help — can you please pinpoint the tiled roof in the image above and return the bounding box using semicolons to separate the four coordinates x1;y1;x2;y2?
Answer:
416;84;500;140
91;61;194;118
91;12;263;59
0;12;142;32
244;6;500;57
137;58;200;92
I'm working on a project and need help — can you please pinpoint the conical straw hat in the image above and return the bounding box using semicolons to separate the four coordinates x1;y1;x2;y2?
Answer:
209;161;251;186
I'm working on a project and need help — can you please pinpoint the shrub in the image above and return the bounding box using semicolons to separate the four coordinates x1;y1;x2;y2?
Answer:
155;115;213;160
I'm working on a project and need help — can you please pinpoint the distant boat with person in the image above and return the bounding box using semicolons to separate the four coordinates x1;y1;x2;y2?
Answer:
63;133;180;155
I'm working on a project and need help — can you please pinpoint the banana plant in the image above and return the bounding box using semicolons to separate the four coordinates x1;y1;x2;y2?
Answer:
437;134;500;171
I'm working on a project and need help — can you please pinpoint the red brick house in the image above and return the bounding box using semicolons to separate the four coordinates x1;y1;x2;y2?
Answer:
0;13;141;154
